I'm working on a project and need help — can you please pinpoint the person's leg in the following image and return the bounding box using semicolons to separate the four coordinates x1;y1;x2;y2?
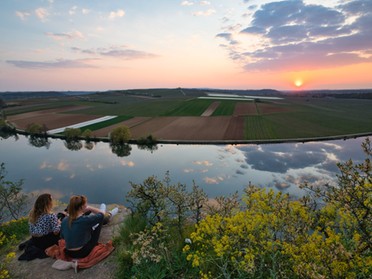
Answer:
33;233;60;250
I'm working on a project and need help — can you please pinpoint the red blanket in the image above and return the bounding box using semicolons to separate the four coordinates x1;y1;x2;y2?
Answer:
45;239;114;269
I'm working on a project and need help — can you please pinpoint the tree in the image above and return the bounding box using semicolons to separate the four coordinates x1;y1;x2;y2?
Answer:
109;126;131;144
204;191;240;218
110;143;132;157
127;176;168;225
0;163;28;222
64;127;82;140
81;129;93;141
167;182;190;238
25;123;47;135
189;181;207;224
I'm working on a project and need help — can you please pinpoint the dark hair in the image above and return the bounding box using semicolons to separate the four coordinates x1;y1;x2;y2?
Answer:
67;195;87;227
29;193;53;224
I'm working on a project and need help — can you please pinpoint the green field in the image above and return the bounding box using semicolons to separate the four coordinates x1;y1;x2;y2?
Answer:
3;89;372;141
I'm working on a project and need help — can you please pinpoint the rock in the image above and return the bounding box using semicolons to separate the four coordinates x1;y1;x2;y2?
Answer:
8;204;130;279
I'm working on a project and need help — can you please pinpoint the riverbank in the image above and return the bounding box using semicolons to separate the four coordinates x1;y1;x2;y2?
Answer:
7;125;372;145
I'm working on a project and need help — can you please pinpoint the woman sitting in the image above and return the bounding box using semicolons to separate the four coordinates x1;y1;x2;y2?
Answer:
19;193;61;260
61;195;105;259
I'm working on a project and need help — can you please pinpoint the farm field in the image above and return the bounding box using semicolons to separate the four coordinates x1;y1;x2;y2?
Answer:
3;89;372;142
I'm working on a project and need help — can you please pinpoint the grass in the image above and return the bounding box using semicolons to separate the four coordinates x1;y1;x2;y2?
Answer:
244;116;277;139
212;100;236;116
0;217;29;279
80;115;132;132
163;99;214;116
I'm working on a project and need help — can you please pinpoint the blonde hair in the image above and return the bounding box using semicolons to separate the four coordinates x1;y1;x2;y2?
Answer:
67;195;87;227
29;193;53;224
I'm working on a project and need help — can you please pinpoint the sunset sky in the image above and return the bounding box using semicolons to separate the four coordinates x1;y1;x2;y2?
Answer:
1;0;371;91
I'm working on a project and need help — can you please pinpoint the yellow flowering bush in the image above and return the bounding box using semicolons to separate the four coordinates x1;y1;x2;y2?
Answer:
186;187;312;278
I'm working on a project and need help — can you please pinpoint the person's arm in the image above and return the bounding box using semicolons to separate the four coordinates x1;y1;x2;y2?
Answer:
50;213;61;235
84;205;105;215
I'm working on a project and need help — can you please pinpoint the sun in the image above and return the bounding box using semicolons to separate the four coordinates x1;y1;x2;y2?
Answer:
294;79;303;88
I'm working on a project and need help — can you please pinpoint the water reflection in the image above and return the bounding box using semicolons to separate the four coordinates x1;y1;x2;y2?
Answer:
0;134;367;206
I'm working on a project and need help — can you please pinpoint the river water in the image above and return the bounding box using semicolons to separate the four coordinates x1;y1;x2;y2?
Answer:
0;134;368;206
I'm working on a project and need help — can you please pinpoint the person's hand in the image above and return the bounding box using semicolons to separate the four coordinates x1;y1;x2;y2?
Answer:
84;205;91;212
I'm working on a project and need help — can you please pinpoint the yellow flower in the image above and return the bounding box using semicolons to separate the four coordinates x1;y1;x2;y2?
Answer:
6;252;16;260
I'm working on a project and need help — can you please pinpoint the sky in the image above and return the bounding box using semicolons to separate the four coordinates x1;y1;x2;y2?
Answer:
1;0;372;91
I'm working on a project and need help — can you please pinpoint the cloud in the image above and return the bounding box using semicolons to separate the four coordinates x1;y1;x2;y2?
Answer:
45;30;84;41
108;9;125;19
193;9;216;16
15;11;31;21
218;0;372;71
71;46;158;60
181;1;194;6
7;58;97;69
35;7;49;22
69;6;77;15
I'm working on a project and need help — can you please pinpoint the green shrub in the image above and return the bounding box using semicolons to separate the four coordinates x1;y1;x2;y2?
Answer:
63;127;82;140
25;123;45;135
109;126;131;144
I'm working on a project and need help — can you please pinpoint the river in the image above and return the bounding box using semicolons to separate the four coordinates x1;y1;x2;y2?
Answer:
0;134;368;206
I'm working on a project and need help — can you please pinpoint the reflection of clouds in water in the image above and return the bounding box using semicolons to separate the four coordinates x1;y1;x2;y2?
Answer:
183;168;208;173
237;141;352;174
29;189;65;200
236;169;245;175
120;160;135;167
44;177;53;182
272;179;290;190
204;176;224;184
221;145;239;155
193;160;213;166
40;160;70;171
57;161;69;171
270;170;336;193
86;163;107;171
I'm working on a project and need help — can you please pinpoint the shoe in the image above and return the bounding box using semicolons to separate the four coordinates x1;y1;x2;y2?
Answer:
52;259;78;271
18;239;30;251
100;203;106;213
72;260;78;273
109;207;119;217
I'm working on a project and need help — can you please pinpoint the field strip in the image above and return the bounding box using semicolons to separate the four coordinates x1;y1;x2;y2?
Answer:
199;97;254;101
47;115;117;134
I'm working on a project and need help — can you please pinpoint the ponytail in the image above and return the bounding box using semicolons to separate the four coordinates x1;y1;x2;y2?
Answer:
67;195;87;227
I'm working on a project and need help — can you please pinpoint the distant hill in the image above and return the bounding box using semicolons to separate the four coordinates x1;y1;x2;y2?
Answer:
1;88;372;101
0;91;98;100
281;89;372;99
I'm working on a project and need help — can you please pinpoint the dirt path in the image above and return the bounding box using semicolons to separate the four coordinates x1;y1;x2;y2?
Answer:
8;204;130;279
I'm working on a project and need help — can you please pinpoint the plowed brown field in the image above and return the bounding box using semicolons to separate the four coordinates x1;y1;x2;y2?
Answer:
7;106;100;130
233;102;258;116
101;116;244;140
